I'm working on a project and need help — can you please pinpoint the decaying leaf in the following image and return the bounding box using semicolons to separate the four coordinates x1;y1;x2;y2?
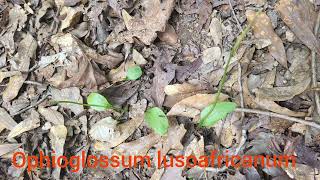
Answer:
167;93;229;121
255;48;311;101
208;17;223;45
157;24;178;45
0;71;21;83
202;47;222;64
60;6;83;31
0;143;22;157
107;0;176;45
38;106;64;125
151;62;176;107
89;117;119;142
3;33;37;102
108;60;135;83
132;49;147;65
0;108;17;131
246;10;287;68
49;125;67;179
49;33;123;89
277;0;320;54
8;110;40;139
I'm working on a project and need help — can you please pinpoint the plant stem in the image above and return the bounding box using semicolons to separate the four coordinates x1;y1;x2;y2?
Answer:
199;11;261;126
52;100;121;112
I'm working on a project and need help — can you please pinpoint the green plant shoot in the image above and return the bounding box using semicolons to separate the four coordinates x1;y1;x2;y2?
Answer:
126;65;142;80
144;107;169;135
199;11;260;127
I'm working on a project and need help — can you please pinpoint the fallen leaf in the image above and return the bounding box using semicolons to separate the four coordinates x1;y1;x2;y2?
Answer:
100;81;140;106
246;10;287;68
0;108;17;131
51;87;84;114
108;60;135;83
208;17;223;45
277;0;320;54
151;62;176;107
0;71;21;83
167;93;229;121
150;168;165;180
38;106;64;125
8;110;40;139
164;83;205;96
132;49;147;65
89;117;120;142
202;47;222;64
49;125;67;179
198;0;212;29
107;0;176;45
255;48;311;101
60;6;83;31
3;33;37;102
0;143;23;157
157;24;178;45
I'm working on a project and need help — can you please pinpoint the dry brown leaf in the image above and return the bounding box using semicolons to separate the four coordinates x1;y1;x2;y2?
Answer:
155;118;187;165
108;60;135;83
246;10;287;68
49;125;67;179
151;62;176;107
164;83;205;96
132;49;147;65
49;33;123;89
89;117;119;142
255;48;311;101
3;33;37;102
60;6;83;31
96;99;147;148
8;110;40;139
106;0;176;45
277;0;320;54
0;108;17;131
209;17;223;45
158;24;178;45
0;143;23;157
167;93;229;120
38;106;64;125
202;47;222;64
0;71;21;83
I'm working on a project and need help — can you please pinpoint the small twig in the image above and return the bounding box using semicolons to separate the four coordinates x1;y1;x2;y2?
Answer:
312;10;320;120
228;0;243;31
12;94;50;116
235;108;320;129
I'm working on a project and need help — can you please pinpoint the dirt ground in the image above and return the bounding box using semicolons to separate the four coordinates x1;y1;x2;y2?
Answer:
0;0;320;179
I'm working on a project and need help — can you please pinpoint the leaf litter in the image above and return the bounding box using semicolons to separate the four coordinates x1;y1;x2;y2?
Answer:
1;0;320;179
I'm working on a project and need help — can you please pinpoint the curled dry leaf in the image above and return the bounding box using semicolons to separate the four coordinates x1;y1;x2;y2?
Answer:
8;110;40;139
157;24;178;45
38;106;64;125
49;125;67;180
164;83;206;96
49;33;123;89
246;10;287;68
95;99;147;148
155;118;187;165
106;0;176;45
89;117;120;142
60;6;83;31
0;108;17;132
132;49;147;65
255;48;311;101
277;0;320;54
167;93;229;121
108;60;135;83
3;33;37;102
0;143;23;157
243;78;307;117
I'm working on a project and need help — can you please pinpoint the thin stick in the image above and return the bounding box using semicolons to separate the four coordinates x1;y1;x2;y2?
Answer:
312;10;320;120
228;0;243;31
235;108;320;129
12;94;49;116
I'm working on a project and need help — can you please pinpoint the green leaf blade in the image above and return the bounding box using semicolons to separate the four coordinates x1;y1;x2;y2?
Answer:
144;107;169;135
127;65;142;80
87;92;112;111
200;102;237;127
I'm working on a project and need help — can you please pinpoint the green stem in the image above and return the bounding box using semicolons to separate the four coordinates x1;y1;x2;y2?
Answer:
52;100;121;112
199;11;261;127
